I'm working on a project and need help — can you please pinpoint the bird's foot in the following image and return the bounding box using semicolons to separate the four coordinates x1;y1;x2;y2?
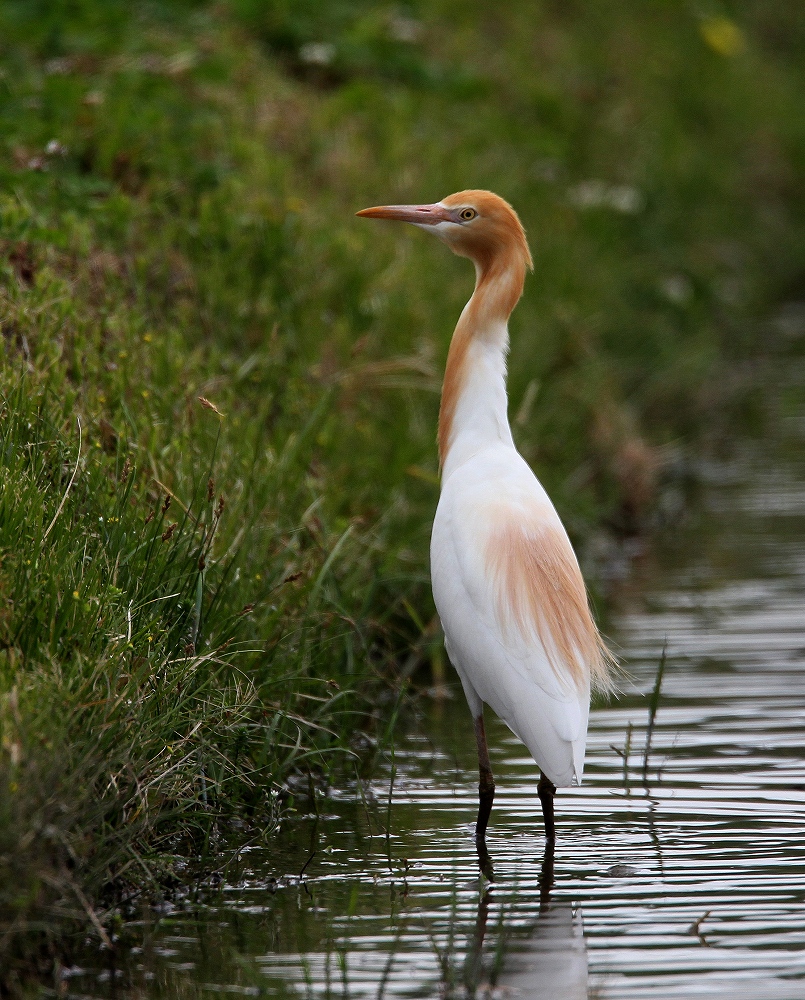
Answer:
474;829;495;881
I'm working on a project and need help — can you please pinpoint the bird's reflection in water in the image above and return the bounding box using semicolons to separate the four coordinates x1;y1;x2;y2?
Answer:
459;838;588;998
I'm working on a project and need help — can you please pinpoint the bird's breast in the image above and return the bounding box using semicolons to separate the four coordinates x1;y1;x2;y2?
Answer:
431;448;595;695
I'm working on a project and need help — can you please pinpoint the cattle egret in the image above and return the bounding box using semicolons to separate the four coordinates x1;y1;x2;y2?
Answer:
358;191;614;843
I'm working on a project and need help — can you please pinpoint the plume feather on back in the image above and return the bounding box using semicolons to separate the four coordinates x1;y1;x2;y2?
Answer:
485;517;615;694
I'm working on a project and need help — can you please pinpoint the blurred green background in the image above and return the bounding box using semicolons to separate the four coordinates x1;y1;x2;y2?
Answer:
1;0;804;983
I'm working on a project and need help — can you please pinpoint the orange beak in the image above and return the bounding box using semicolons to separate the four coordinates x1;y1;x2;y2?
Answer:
356;202;453;225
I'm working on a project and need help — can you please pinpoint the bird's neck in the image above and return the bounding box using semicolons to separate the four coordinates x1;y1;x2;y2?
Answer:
438;257;525;479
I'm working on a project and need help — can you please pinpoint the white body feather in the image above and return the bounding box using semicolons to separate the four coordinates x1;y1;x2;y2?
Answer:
431;325;590;787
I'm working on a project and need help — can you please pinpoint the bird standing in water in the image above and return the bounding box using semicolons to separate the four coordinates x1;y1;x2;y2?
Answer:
358;191;613;843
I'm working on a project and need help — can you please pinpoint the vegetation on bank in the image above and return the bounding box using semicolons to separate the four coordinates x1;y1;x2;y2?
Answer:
1;0;804;985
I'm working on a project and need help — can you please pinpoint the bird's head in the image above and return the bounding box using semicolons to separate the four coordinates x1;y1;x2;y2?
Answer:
357;189;533;278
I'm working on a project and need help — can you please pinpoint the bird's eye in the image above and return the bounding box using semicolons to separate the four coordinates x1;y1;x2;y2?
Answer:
459;208;477;221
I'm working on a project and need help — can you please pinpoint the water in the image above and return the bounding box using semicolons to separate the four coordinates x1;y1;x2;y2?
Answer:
69;408;805;999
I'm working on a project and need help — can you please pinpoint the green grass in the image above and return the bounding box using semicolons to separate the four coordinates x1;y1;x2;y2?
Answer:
1;0;804;985
0;375;381;983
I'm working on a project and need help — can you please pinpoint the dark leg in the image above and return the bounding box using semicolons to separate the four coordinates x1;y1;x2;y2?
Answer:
537;772;556;843
473;713;495;839
474;831;494;882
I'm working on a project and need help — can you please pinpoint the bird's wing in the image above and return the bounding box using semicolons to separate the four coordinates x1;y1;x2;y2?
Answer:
431;454;597;784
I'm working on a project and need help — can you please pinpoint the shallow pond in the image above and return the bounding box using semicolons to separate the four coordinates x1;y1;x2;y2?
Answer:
68;405;805;999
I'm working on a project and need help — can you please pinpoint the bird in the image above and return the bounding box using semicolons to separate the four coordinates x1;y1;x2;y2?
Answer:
357;190;614;843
